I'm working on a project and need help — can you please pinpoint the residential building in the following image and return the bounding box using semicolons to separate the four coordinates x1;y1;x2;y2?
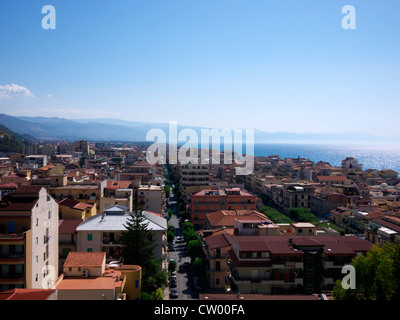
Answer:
178;163;210;201
55;252;127;300
0;186;59;292
205;209;272;233
58;198;96;220
75;205;167;264
203;231;233;290
281;183;316;213
137;185;162;215
310;192;348;216
226;234;373;295
316;175;350;187
58;219;82;274
191;188;257;228
24;155;48;169
341;157;363;170
72;140;90;155
50;180;106;210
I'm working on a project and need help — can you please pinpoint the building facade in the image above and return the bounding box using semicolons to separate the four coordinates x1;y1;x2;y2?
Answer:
0;186;59;292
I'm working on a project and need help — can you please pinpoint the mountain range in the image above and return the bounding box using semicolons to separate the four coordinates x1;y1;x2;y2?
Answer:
0;113;392;144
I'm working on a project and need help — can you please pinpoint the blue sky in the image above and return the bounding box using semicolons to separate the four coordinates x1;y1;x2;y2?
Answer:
0;0;399;138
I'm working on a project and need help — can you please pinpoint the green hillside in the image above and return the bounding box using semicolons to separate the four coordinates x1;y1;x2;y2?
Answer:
0;124;25;153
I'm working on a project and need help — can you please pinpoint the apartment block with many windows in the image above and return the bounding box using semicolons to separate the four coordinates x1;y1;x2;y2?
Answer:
190;188;257;228
0;186;59;292
226;234;372;295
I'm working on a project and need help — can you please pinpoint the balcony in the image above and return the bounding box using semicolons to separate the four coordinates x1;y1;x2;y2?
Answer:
102;237;124;247
0;253;24;262
272;261;304;269
229;268;303;286
0;273;24;281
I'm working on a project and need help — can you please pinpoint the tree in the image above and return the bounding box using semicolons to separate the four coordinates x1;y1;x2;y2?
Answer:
184;229;199;242
192;257;205;277
141;258;168;295
164;185;170;198
333;242;400;300
168;259;177;273
121;201;156;268
187;240;203;261
167;231;175;243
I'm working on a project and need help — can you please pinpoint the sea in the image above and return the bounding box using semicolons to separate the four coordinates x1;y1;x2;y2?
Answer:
253;143;400;173
175;142;400;173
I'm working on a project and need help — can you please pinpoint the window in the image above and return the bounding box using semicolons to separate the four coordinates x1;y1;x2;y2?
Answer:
8;221;15;233
35;274;38;281
216;278;220;285
36;237;38;245
87;234;93;241
35;256;38;263
87;248;93;252
135;280;139;288
48;211;51;219
36;218;39;226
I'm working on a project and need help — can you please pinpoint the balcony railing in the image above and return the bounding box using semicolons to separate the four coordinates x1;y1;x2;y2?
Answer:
0;253;24;260
0;273;24;280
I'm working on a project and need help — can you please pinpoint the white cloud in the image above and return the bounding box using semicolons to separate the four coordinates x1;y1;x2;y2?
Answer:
0;83;35;99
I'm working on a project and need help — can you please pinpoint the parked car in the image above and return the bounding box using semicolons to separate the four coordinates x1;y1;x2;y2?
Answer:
179;261;190;272
170;288;179;299
170;278;177;288
175;236;185;243
168;243;175;251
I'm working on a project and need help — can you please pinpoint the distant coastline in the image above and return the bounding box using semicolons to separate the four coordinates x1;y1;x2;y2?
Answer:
174;142;400;173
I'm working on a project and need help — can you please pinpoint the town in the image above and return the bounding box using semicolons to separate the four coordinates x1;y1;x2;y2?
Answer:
0;131;399;301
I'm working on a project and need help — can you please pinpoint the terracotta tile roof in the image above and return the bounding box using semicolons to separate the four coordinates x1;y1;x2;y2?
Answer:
38;164;55;171
64;252;105;268
105;180;132;190
204;232;233;249
0;195;39;212
11;185;43;194
317;176;347;182
59;198;93;210
0;288;55;300
232;235;372;256
206;210;269;227
57;270;124;290
59;219;83;234
0;182;18;190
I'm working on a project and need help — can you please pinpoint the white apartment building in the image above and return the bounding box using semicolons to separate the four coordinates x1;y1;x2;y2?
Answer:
75;205;167;264
137;185;162;214
0;186;59;292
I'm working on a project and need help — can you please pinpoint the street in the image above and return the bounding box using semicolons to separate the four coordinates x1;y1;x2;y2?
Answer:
164;184;199;300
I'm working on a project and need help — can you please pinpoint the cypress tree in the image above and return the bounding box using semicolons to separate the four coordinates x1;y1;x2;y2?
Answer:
121;199;156;268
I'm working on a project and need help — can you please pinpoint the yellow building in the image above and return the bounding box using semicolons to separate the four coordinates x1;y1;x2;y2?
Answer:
55;252;141;300
50;183;103;210
119;264;142;300
58;198;97;220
